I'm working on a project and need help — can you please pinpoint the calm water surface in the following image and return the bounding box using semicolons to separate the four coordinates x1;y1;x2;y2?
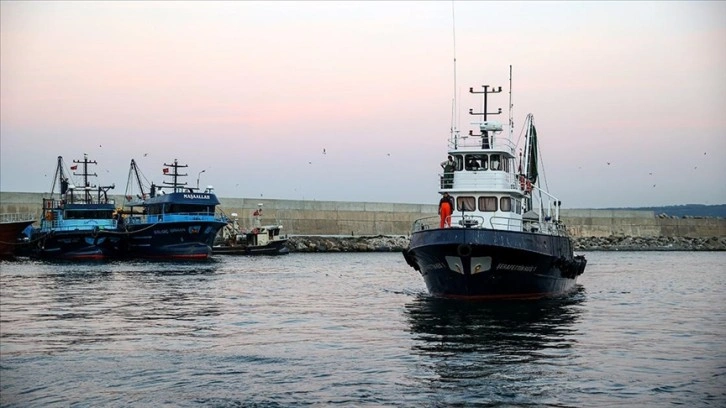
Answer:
1;252;725;407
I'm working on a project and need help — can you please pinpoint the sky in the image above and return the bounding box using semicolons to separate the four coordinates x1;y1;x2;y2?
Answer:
1;1;724;209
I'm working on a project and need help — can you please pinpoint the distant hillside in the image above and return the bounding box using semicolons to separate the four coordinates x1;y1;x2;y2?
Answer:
600;204;726;218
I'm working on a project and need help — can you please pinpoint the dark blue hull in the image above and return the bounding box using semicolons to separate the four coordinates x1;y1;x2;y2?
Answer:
403;228;586;299
123;221;227;260
32;231;124;260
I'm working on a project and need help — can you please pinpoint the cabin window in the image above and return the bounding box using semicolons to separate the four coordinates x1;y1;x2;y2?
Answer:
500;197;512;212
514;198;522;214
502;158;510;172
479;196;498;212
480;155;489;170
465;154;484;171
457;196;476;212
453;155;464;171
465;155;477;170
64;210;113;219
490;154;502;171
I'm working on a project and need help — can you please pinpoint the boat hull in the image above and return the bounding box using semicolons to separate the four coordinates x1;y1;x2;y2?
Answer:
403;228;586;299
0;220;35;258
123;221;227;260
31;230;124;260
213;239;290;255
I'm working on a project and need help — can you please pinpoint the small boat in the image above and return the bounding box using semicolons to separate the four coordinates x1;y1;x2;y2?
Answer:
30;155;122;260
402;69;586;299
120;159;227;260
213;205;289;255
0;212;35;258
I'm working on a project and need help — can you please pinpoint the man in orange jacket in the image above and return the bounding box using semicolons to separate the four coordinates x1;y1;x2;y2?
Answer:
439;192;454;228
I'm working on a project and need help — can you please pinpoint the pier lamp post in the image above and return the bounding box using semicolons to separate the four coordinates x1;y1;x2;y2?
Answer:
196;169;206;190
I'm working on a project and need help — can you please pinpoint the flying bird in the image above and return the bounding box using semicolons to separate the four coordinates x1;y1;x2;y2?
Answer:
143;153;148;157
323;148;326;154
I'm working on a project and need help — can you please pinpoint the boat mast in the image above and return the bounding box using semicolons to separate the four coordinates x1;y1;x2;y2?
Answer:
469;86;503;121
72;153;97;203
468;85;503;148
125;159;148;200
49;156;67;198
70;154;114;203
162;159;188;193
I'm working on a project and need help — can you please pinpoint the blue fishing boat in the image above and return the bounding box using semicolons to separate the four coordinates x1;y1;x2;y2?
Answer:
120;159;227;260
31;155;122;260
402;69;586;299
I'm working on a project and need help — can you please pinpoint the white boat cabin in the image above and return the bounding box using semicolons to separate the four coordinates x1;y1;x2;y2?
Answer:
424;92;566;237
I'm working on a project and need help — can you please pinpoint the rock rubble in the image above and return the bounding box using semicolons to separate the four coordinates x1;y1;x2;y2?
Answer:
286;235;726;252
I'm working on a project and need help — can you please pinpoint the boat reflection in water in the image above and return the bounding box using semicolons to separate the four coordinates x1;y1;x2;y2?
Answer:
404;288;586;404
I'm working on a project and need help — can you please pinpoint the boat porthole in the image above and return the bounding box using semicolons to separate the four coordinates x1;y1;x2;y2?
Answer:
457;244;472;257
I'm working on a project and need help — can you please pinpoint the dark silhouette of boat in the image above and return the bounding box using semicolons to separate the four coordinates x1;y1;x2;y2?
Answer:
0;213;35;258
120;159;227;260
402;69;586;299
30;155;122;260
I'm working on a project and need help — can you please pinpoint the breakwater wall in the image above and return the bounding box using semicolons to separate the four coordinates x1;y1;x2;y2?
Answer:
1;192;724;239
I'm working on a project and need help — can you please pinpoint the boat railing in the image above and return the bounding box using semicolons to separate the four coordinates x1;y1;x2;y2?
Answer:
412;214;523;232
40;218;117;231
125;211;226;225
412;216;442;232
0;213;35;223
441;171;520;191
528;184;562;223
449;134;516;155
490;215;524;231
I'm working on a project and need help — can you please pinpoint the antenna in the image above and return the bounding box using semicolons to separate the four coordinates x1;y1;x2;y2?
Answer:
509;65;513;139
451;1;458;138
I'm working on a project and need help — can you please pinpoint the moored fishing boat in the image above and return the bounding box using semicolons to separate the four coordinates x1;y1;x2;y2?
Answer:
30;155;122;260
402;69;586;299
120;159;227;260
0;213;35;258
213;204;289;255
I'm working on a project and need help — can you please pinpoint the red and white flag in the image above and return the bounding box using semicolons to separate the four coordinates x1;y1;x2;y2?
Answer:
70;165;78;170
163;168;169;174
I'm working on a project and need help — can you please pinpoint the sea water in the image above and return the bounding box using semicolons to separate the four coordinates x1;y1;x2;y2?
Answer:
1;252;724;407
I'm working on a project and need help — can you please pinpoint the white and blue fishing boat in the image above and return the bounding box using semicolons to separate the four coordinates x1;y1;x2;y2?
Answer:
213;204;289;255
31;155;122;260
120;159;227;260
402;69;586;299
